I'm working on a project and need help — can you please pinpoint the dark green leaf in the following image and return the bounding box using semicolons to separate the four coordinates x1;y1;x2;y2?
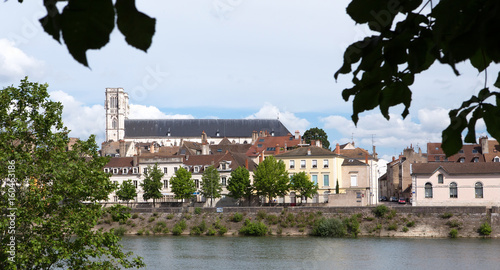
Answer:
470;49;491;72
346;0;399;31
39;0;61;42
494;72;500;89
482;104;500;143
115;0;156;52
60;0;115;67
379;81;412;119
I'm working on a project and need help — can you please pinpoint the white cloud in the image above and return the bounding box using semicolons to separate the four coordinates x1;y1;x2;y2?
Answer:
129;104;194;119
49;90;105;143
0;39;44;81
246;103;310;134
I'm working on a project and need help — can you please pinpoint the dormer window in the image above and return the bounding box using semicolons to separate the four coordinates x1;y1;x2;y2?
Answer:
113;168;118;174
216;129;220;137
122;168;128;174
167;128;171;137
473;157;479;162
494;157;500;162
459;157;465;163
133;168;138;174
104;168;110;173
194;166;199;173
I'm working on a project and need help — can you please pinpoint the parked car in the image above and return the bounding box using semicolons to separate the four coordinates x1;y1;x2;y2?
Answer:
390;196;398;202
398;198;406;204
379;196;388;201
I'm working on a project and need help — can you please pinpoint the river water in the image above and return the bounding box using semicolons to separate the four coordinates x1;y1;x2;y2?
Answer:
120;236;500;270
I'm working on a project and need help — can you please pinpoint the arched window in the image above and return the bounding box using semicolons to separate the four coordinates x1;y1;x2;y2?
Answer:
475;182;483;198
425;182;433;198
438;174;444;184
112;119;117;129
450;182;458;198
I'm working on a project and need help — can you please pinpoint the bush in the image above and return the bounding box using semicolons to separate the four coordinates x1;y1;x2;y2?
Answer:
136;229;144;236
109;205;132;223
194;207;202;215
172;225;183;235
387;223;398;231
286;213;295;223
446;219;462;229
257;210;267;220
113;226;127;236
449;228;458;238
183;214;192;220
266;214;279;225
387;209;397;219
402;226;409;233
148;217;156;223
372;205;389;218
239;220;268;236
343;216;360;237
311;218;346;237
218;226;228;235
153;221;168;234
441;212;453;219
478;222;492;236
131;213;139;219
190;226;202;235
152;212;159;217
206;227;217;236
406;221;415;227
166;213;174;219
231;212;244;222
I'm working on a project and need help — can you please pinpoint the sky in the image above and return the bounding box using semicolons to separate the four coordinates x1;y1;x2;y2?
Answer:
1;0;498;163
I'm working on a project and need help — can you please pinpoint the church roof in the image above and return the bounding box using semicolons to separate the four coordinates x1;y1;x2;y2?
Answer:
124;119;290;138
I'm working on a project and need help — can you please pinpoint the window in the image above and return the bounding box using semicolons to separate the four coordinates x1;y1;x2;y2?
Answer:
450;182;458;198
475;182;483;198
312;160;317;168
473;157;479;162
195;180;199;189
435;156;440;161
438;174;443;184
104;168;109;173
323;159;329;168
495;157;500;162
122;168;128;174
425;183;433;198
300;160;306;168
459;158;465;163
143;167;148;174
323;175;330;186
174;167;178;173
221;163;227;170
112;119;117;129
133;180;138;188
194;166;199;173
164;167;168;174
312;175;318;185
163;180;168;189
472;149;478;154
133;168;138;174
113;168;118;174
350;174;358;187
290;160;295;169
222;177;227;187
113;196;118;202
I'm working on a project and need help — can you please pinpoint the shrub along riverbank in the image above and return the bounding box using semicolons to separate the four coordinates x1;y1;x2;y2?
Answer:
95;205;498;238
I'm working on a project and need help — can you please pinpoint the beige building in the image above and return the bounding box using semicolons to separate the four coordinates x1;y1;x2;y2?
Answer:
412;162;500;207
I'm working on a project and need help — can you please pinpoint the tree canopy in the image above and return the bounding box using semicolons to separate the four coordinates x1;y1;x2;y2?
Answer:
140;163;164;207
227;166;252;205
303;127;330;149
170;167;196;203
0;78;144;269
30;0;156;67
290;172;318;203
337;0;500;156
252;156;290;205
115;179;137;206
200;166;222;207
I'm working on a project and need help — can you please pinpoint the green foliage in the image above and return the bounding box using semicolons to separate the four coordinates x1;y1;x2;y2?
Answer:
170;167;196;202
0;78;143;269
387;223;398;231
402;226;409;233
253;156;290;204
266;214;279;225
387;209;397;220
113;226;128;236
406;221;415;228
343;215;361;237
141;163;164;207
37;0;155;67
478;222;492;236
218;226;228;236
194;207;202;215
183;213;192;220
200;165;223;207
257;210;267;220
302;127;330;149
449;228;458;238
206;227;217;236
132;213;139;219
115;179;137;205
227;166;253;203
446;219;462;229
231;212;244;222
109;205;132;223
172;220;187;235
148;217;156;223
338;0;500;156
311;218;346;237
441;213;453;219
290;172;319;202
239;220;269;236
335;179;340;194
166;213;174;219
373;205;389;218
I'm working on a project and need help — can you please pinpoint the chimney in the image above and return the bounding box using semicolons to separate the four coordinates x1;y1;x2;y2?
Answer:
295;130;300;140
335;143;340;155
259;152;264;163
133;155;138;167
245;159;249;170
275;144;280;155
202;141;209;155
315;140;322;148
372;145;378;159
307;148;311;156
392;156;395;161
365;153;369;164
252;130;258;144
201;131;208;143
150;143;154;153
480;136;489;154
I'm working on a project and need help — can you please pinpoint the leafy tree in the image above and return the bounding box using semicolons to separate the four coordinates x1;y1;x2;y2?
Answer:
303;127;330;149
252;156;290;205
0;78;144;269
200;166;222;207
16;0;156;67
227;166;253;206
115;179;137;206
336;0;500;156
290;172;318;203
140;163;164;208
335;179;340;194
170;167;196;203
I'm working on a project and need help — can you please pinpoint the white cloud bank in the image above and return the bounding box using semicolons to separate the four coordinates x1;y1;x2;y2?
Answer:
0;39;44;82
246;103;310;134
129;104;194;119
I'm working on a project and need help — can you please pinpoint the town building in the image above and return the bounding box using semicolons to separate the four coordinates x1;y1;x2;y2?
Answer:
427;137;500;163
411;162;500;207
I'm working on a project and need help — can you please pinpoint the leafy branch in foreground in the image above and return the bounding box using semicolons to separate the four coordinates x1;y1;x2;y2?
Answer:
336;0;500;156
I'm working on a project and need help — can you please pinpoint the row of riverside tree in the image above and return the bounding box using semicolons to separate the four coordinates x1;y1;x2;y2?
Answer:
117;156;319;206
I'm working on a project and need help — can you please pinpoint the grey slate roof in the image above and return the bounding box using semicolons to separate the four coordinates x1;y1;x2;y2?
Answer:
124;119;290;138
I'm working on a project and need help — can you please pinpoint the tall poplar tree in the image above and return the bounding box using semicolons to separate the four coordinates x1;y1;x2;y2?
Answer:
0;78;144;269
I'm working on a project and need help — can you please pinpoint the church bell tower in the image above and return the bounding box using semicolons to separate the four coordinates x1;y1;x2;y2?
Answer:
105;88;129;142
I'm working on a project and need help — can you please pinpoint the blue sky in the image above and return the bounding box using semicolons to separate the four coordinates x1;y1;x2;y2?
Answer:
0;0;498;162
